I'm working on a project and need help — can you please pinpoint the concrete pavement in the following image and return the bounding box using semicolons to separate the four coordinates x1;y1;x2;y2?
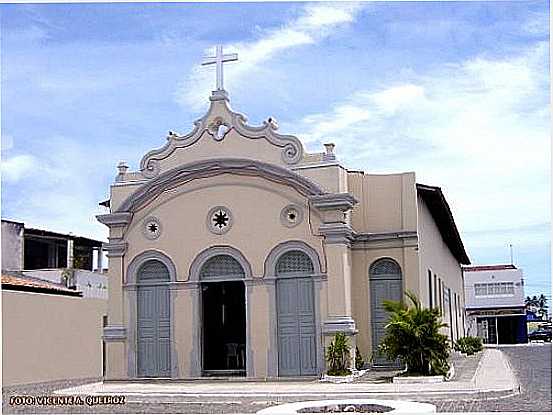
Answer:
54;349;519;403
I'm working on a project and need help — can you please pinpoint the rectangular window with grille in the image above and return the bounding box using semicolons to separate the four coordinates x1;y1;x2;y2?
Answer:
474;282;515;297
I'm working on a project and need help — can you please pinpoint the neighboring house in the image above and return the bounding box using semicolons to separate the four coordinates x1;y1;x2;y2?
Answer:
1;219;108;299
463;264;528;344
2;272;107;386
97;83;470;379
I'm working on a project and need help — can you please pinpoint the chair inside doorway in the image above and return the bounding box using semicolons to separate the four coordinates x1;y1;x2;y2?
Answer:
202;280;246;376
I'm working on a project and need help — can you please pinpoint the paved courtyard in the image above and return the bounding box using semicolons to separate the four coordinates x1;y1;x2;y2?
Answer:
429;343;552;412
3;344;550;413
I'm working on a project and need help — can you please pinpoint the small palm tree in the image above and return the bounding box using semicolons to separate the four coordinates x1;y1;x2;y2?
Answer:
326;332;351;376
379;290;450;376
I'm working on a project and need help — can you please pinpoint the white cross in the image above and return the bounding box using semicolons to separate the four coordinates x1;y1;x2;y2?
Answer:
201;45;238;91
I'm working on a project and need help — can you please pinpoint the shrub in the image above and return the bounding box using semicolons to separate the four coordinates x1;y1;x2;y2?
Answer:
378;290;450;376
454;336;483;355
326;332;352;376
355;346;365;371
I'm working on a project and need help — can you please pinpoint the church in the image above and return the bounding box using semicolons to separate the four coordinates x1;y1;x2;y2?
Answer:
98;47;470;380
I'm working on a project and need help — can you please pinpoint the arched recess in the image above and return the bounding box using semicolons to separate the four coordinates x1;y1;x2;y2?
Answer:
369;257;403;368
264;240;322;278
125;250;178;378
266;241;323;377
189;246;251;376
189;245;252;282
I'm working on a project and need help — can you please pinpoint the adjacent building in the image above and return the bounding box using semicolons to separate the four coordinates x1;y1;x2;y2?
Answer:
97;81;470;379
463;264;528;344
1;219;108;298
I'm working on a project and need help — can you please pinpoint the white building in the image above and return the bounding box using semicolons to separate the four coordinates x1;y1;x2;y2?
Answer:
463;264;527;344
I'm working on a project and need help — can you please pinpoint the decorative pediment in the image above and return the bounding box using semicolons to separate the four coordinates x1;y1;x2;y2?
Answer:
139;90;304;179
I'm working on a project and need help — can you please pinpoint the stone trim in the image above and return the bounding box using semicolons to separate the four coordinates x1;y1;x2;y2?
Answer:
103;326;127;342
117;158;326;213
263;240;323;278
322;317;358;335
96;212;132;227
206;206;233;235
142;216;162;240
188;245;253;282
309;193;358;211
351;231;418;250
318;223;354;245
139;92;304;177
103;240;128;258
280;204;304;228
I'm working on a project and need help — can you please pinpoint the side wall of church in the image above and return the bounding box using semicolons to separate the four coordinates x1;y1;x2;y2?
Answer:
348;172;421;363
351;246;420;363
417;196;465;342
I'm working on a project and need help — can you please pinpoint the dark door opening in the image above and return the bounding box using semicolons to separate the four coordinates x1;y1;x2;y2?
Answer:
498;316;518;344
202;281;246;375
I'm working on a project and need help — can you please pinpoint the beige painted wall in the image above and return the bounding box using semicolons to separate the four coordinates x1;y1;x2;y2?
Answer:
2;290;107;386
348;172;417;234
122;175;326;282
417;195;465;341
350;245;420;362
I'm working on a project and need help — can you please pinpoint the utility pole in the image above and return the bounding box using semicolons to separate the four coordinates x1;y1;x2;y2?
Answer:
509;244;514;265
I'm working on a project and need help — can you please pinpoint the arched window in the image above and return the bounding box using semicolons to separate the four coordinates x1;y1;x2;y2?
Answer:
137;260;170;282
369;258;402;279
276;250;314;275
199;255;245;280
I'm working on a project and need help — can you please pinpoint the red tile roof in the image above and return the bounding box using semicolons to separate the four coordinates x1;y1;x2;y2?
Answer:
463;264;517;272
1;272;82;296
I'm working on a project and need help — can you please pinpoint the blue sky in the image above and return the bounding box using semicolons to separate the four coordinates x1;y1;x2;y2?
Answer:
1;1;550;298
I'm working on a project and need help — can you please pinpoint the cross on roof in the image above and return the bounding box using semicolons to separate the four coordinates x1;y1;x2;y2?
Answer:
201;45;238;91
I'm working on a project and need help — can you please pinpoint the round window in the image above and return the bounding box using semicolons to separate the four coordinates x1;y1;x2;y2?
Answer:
207;206;233;235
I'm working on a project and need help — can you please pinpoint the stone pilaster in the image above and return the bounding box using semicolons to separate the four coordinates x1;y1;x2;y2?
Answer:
310;192;359;371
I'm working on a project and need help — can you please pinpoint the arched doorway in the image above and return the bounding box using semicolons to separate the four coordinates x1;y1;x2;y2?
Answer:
200;254;246;376
369;258;403;368
136;259;171;377
276;250;317;376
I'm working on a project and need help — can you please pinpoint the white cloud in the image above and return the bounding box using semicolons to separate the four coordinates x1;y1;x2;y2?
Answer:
289;42;549;233
176;3;365;111
1;154;37;183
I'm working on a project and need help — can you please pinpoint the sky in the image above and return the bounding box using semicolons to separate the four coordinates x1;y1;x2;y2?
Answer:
1;1;550;298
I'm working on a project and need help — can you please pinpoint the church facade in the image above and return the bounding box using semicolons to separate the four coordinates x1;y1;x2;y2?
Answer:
98;86;470;380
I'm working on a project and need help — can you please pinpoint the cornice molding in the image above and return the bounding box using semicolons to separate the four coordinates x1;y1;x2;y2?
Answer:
117;158;326;213
310;193;358;211
103;241;128;257
318;223;354;245
96;212;132;227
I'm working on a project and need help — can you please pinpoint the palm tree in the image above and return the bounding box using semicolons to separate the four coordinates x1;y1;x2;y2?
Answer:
525;295;539;311
538;294;549;320
379;290;450;376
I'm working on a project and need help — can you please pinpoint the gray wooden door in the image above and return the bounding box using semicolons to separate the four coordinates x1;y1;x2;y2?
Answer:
137;260;171;377
369;259;402;368
277;277;317;376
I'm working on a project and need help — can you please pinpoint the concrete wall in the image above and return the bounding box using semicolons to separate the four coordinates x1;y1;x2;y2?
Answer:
464;268;525;309
1;221;24;271
2;290;107;386
417;195;465;341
